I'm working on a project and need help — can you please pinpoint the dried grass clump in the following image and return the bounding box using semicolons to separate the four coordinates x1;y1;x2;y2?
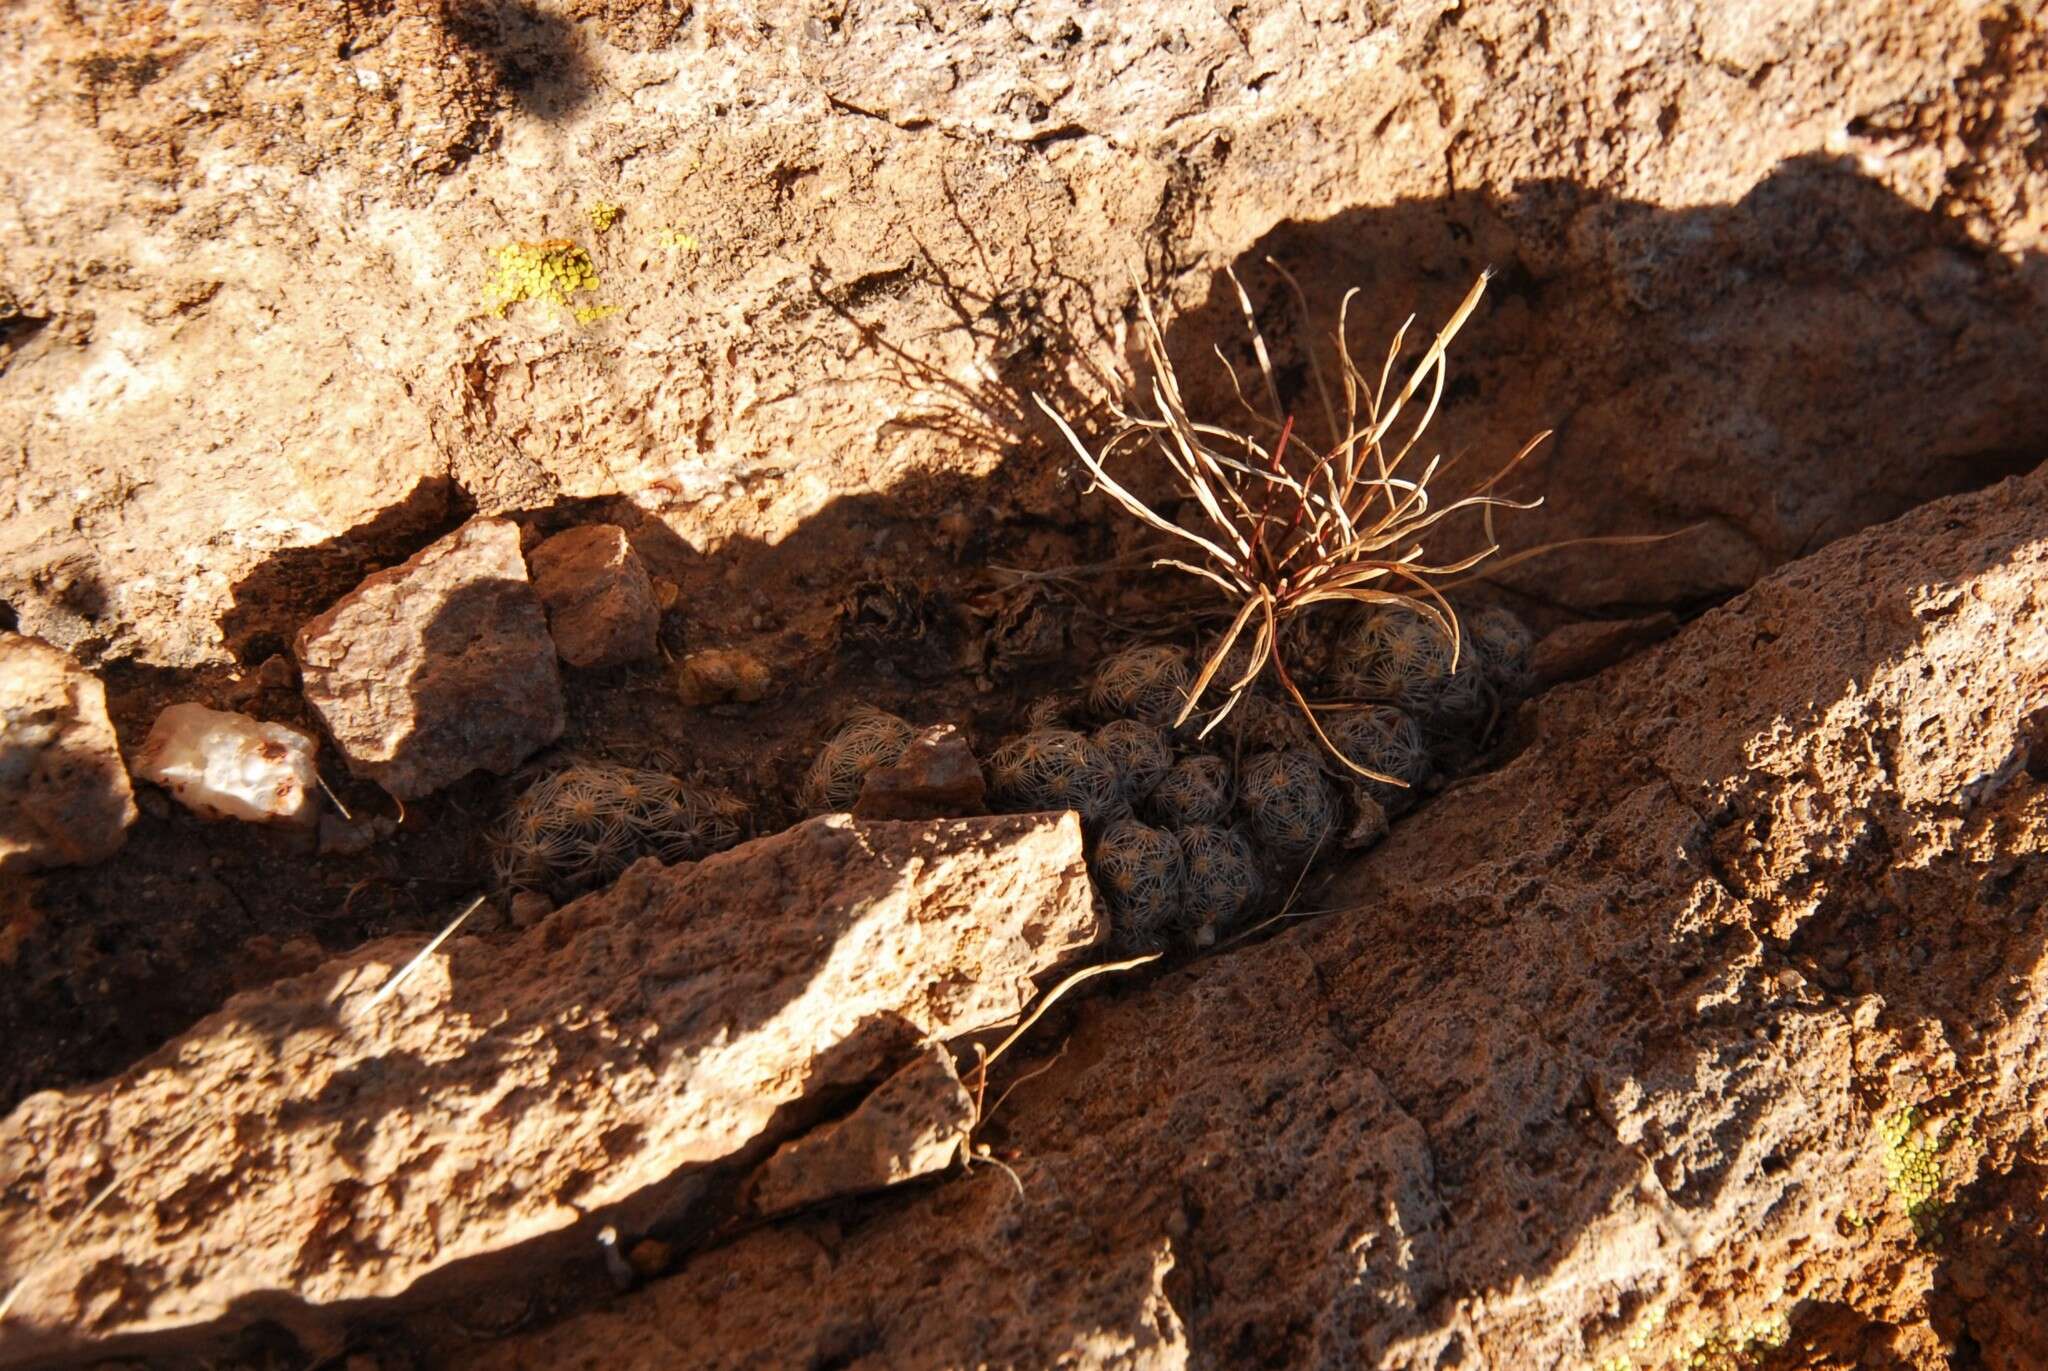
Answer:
1239;749;1336;861
1088;644;1193;724
1093;817;1186;949
1175;823;1260;944
802;708;917;811
1036;265;1643;786
1150;753;1233;827
1093;719;1172;801
493;764;747;896
988;728;1123;825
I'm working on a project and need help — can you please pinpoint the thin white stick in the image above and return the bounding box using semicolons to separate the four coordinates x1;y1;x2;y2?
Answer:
366;897;485;1009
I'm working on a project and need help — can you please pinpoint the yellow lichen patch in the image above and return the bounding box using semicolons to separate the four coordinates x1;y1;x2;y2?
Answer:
585;202;623;233
1599;1305;1789;1371
1879;1106;1969;1240
654;226;700;252
482;239;604;322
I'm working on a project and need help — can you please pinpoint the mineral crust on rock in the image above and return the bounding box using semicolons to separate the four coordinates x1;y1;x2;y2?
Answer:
294;518;564;799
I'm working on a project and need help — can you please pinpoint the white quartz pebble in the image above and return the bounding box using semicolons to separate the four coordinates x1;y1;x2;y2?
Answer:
133;703;321;826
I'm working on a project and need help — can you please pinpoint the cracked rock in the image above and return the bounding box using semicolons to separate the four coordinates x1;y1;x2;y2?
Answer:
0;811;1102;1367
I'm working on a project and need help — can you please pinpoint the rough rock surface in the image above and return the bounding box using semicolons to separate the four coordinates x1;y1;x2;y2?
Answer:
853;722;988;820
527;523;658;669
131;702;320;826
469;469;2048;1368
0;811;1101;1367
2;1;2041;665
746;1044;976;1217
294;517;564;799
0;633;134;873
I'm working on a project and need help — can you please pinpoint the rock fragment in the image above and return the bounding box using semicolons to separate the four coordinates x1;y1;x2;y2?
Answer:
0;811;1101;1367
676;647;771;706
852;723;987;819
527;524;659;669
132;703;320;826
745;1044;976;1215
293;518;564;799
0;634;135;873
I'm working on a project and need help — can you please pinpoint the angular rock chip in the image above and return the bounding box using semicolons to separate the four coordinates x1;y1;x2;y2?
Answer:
745;1043;975;1216
468;471;2048;1369
294;518;563;799
0;633;135;873
853;722;987;820
132;702;320;826
676;647;771;706
0;811;1101;1367
527;524;659;670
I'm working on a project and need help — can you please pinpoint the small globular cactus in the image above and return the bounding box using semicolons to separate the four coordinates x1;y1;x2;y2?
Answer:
802;709;917;811
1091;817;1186;949
1088;644;1193;724
1093;719;1172;802
493;764;747;897
1467;604;1534;694
1239;749;1336;861
987;728;1123;825
1149;753;1233;827
1322;705;1432;811
1334;606;1490;725
1175;823;1260;944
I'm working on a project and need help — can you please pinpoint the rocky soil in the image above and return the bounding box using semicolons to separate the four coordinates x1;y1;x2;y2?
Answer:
1;0;2045;1367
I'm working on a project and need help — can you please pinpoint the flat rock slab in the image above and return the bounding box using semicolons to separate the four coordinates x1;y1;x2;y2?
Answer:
0;633;135;873
468;472;2048;1369
0;812;1101;1367
294;518;564;799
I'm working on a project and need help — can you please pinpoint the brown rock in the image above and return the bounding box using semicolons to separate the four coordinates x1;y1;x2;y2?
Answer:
745;1044;975;1216
1527;611;1682;690
0;634;134;873
527;524;659;669
852;723;987;819
676;647;770;706
470;471;2048;1369
294;519;564;799
0;812;1102;1367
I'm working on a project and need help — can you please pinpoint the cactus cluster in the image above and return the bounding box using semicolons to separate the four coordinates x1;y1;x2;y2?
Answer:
492;763;747;898
1087;644;1193;724
987;603;1531;951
